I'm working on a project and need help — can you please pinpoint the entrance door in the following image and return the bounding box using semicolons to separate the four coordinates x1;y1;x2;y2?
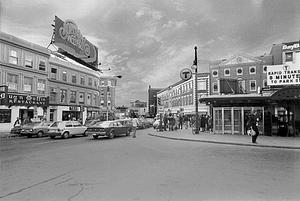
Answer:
214;109;222;134
233;109;242;134
224;109;232;134
19;109;34;124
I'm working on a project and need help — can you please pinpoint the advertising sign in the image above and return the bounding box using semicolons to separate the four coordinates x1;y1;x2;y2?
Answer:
7;94;49;107
282;41;300;52
267;64;300;86
54;16;98;70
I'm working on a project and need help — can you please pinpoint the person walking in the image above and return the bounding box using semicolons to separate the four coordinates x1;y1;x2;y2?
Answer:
179;114;183;129
132;115;139;138
249;110;260;143
184;115;189;129
163;113;168;131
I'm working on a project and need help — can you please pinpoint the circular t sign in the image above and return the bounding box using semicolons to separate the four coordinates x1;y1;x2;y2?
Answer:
180;68;192;81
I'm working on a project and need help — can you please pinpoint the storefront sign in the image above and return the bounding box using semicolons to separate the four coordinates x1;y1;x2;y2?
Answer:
282;42;300;51
0;91;7;105
267;64;300;86
53;16;98;70
7;94;48;107
69;106;79;111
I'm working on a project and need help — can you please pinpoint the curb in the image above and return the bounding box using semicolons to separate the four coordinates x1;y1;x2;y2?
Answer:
148;133;300;150
0;134;20;139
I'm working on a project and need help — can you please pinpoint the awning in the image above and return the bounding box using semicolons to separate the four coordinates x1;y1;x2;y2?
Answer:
271;86;300;101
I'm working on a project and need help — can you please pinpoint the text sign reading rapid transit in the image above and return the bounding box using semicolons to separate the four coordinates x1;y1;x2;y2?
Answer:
266;64;300;86
180;68;192;81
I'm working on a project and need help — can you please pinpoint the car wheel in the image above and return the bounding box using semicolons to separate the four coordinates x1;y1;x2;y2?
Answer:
108;130;115;139
83;131;88;137
50;136;55;139
62;132;69;139
37;131;43;138
126;130;130;136
93;135;98;139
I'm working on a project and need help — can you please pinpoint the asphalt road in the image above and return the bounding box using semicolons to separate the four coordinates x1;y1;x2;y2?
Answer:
1;129;300;201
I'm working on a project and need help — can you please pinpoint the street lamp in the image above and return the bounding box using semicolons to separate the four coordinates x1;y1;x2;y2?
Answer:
106;75;122;121
191;46;199;134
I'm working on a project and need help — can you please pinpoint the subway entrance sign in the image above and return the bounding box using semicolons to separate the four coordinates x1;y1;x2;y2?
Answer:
180;68;192;81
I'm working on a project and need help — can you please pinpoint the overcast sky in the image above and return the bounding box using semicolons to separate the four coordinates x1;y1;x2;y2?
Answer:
1;0;300;106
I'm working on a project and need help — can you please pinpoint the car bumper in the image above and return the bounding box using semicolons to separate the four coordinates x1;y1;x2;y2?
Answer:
90;132;107;137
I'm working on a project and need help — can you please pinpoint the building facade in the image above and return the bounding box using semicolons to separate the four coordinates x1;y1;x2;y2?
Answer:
157;73;210;116
47;53;101;123
0;32;50;132
129;100;147;117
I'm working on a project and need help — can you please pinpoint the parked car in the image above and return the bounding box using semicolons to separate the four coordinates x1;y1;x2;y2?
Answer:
47;121;87;139
20;121;53;138
84;119;102;127
10;125;23;135
85;120;131;139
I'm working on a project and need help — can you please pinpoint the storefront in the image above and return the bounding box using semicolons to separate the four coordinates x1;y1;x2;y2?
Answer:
200;94;268;135
0;89;49;132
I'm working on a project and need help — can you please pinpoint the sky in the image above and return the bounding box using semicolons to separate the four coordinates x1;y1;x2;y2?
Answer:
1;0;300;106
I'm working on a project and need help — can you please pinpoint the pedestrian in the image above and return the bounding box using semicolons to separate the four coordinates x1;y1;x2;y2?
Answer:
248;110;260;143
184;115;189;129
200;114;205;132
179;114;183;129
14;117;21;127
163;113;168;131
207;115;212;132
132;114;139;138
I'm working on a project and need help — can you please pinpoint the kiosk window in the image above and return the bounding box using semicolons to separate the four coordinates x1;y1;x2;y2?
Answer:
0;109;11;123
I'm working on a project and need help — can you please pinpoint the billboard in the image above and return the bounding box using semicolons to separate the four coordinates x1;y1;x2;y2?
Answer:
266;64;300;86
53;16;98;71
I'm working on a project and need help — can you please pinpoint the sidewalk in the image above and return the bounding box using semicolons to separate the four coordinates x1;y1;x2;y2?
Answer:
148;128;300;149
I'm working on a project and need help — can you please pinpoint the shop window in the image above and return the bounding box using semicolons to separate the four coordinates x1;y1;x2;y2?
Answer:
60;89;67;103
224;69;230;76
71;75;77;84
24;54;33;68
213;82;218;93
285;52;293;62
212;70;218;77
9;50;18;65
249;66;256;74
39;60;46;71
50;68;57;80
7;73;18;91
62;71;67;82
37;79;46;94
80;77;85;85
88;78;92;86
250;80;256;91
79;92;85;104
70;91;76;103
0;109;11;123
236;68;243;75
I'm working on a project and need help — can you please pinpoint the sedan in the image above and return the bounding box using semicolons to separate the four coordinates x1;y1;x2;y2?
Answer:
47;121;87;139
20;122;53;138
85;120;131;139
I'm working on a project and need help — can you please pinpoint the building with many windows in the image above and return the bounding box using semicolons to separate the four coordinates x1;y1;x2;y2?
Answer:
0;32;120;133
0;32;50;132
148;85;163;117
157;73;210;116
47;53;101;122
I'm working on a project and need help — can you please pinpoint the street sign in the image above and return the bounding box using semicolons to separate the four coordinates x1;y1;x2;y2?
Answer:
180;68;192;81
158;106;164;113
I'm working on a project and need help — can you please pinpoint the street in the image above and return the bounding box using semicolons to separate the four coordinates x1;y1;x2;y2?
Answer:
1;129;300;201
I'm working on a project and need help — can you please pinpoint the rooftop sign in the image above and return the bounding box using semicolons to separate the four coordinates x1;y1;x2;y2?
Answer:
53;16;98;70
266;64;300;86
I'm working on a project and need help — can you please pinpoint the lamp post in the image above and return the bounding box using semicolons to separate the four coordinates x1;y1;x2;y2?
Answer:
191;46;199;134
106;75;122;121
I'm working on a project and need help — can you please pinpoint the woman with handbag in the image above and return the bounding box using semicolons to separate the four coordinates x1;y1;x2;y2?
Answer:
249;110;259;143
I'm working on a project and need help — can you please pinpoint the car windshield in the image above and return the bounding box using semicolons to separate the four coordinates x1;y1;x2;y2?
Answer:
24;122;41;127
93;121;112;128
50;122;61;127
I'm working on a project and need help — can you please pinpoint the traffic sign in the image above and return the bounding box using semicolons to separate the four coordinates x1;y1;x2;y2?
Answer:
180;68;192;81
